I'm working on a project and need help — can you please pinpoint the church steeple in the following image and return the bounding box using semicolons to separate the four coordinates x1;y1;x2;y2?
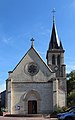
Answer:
46;15;65;78
49;22;60;49
46;12;66;109
48;9;64;51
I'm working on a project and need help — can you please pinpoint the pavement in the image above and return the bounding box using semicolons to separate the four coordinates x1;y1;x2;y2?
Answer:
0;116;58;120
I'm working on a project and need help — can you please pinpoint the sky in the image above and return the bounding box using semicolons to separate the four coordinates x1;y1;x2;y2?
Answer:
0;0;75;92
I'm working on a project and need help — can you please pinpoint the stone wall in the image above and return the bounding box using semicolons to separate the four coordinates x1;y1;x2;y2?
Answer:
11;82;53;114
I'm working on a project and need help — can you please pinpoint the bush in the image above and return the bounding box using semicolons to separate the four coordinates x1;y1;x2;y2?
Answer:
62;106;68;112
0;111;3;116
1;108;5;112
50;111;57;118
50;106;68;118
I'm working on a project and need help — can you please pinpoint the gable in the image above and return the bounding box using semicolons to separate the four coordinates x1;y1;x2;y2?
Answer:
9;47;55;82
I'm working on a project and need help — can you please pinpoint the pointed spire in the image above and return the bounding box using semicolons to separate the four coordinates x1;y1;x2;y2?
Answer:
31;38;34;48
49;21;60;49
48;9;62;50
60;40;63;49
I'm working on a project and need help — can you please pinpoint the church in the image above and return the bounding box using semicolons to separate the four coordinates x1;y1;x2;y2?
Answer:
6;17;67;114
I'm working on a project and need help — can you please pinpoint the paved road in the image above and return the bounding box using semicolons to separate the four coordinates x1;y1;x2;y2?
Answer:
0;116;58;120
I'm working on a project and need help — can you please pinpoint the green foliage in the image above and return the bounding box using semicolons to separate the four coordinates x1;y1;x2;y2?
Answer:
61;106;68;112
50;106;68;117
67;70;75;106
1;107;8;112
55;106;68;113
1;107;5;112
67;92;75;107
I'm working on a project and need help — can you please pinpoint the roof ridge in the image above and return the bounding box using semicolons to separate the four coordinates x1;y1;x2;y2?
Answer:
9;47;53;73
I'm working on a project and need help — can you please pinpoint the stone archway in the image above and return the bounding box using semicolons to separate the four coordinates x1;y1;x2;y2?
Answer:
23;90;41;114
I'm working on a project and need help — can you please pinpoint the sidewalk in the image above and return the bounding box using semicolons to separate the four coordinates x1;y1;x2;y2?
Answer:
0;116;58;120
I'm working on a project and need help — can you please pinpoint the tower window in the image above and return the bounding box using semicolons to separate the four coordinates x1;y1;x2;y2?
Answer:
57;55;60;65
52;55;55;65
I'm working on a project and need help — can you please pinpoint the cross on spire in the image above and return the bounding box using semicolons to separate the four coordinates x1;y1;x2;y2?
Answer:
52;8;56;23
31;38;34;48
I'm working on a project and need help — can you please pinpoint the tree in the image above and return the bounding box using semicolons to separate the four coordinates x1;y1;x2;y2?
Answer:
67;70;75;106
67;92;75;106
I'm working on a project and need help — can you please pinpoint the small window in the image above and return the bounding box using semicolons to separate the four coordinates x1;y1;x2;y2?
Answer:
52;55;55;65
57;55;60;65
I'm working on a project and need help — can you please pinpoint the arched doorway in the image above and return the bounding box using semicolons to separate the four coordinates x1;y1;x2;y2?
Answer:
23;90;41;114
28;100;37;114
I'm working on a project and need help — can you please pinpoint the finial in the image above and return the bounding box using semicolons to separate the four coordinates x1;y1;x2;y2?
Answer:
52;8;56;23
31;38;34;48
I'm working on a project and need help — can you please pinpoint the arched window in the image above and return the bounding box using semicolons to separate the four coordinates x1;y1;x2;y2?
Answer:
57;55;60;65
52;55;55;65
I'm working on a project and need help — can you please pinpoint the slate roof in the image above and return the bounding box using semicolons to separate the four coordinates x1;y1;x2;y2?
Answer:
49;22;63;50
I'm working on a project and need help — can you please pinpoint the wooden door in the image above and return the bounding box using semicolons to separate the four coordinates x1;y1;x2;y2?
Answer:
28;100;37;114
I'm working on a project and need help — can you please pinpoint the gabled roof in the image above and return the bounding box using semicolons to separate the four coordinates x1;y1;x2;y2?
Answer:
49;22;63;50
9;46;54;73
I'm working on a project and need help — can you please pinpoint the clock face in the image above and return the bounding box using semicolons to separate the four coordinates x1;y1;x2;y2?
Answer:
54;66;59;72
27;63;39;76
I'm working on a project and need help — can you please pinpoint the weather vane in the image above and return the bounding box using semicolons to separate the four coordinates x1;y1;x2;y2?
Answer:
31;38;34;48
52;8;56;23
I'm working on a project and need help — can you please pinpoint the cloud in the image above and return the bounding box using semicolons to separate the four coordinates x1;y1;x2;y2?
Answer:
65;56;75;73
1;37;13;45
38;51;45;55
40;30;50;37
66;64;75;73
0;83;6;93
70;0;75;9
0;72;6;93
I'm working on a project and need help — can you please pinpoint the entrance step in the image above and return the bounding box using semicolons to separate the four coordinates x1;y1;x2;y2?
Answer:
4;114;43;117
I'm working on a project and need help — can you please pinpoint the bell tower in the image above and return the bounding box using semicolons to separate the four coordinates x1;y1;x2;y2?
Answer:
46;15;67;108
46;20;66;78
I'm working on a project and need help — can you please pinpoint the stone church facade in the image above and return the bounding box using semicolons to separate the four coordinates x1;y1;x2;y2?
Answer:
6;19;67;114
